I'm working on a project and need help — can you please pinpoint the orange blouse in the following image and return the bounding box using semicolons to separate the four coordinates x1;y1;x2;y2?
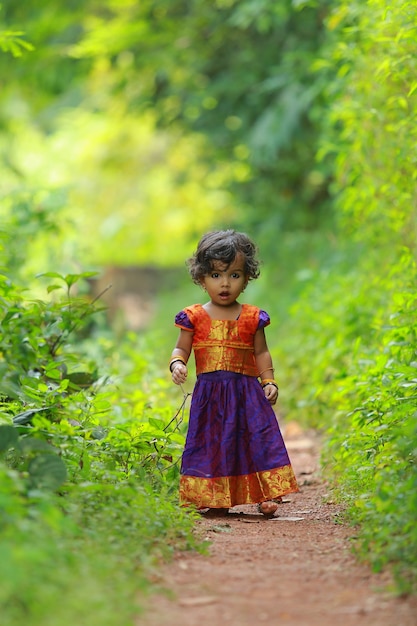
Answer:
175;303;269;377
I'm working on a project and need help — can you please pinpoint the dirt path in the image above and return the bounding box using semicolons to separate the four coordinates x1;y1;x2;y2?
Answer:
138;426;417;626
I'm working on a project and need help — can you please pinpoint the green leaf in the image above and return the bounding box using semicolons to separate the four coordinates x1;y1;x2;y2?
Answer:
47;284;64;293
0;425;19;452
44;365;63;380
91;427;107;440
36;272;65;280
168;432;185;445
66;371;97;388
13;407;50;425
148;417;165;430
28;454;67;490
407;83;417;97
63;272;97;288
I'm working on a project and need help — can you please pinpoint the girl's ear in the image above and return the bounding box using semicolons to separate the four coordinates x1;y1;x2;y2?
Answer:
199;278;206;291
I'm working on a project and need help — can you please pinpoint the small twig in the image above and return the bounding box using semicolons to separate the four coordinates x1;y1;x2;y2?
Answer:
50;284;113;356
90;283;113;307
164;386;192;432
140;386;192;471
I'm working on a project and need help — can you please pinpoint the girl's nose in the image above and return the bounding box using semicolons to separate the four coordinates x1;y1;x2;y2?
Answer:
221;273;230;286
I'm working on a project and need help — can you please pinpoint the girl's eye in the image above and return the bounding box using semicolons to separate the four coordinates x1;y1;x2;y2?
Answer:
211;273;219;278
231;273;240;279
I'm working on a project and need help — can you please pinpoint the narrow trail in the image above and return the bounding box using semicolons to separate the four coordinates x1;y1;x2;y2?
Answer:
138;425;417;626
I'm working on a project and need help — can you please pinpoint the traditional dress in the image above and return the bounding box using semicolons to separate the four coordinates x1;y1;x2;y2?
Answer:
175;303;299;509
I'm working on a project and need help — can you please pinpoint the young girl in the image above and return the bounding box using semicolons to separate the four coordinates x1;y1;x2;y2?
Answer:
169;229;298;516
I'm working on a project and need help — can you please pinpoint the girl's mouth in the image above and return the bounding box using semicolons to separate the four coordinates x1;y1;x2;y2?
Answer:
219;292;230;298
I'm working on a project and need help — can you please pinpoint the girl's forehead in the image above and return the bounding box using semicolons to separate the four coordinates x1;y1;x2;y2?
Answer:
210;252;245;272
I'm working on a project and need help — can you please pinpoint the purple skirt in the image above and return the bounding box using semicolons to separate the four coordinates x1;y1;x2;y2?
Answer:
180;371;298;508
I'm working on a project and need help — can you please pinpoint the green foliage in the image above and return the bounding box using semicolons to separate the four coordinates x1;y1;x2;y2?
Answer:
274;0;417;592
0;264;198;625
0;270;101;400
276;241;417;594
316;0;417;247
0;0;333;272
0;1;238;270
0;30;33;56
318;0;417;590
0;465;199;626
321;253;417;590
0;424;67;490
0;6;33;57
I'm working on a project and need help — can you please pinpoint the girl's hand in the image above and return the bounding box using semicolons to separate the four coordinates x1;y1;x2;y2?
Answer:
263;383;278;405
171;362;188;385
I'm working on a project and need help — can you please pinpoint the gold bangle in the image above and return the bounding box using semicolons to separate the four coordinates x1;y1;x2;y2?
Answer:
170;355;186;365
258;368;275;377
261;379;278;389
169;355;187;372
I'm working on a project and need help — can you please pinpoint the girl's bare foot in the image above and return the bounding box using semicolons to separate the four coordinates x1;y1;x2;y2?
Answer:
258;500;279;517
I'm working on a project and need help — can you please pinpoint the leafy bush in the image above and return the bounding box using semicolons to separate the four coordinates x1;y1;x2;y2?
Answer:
319;253;417;587
275;0;417;592
0;266;198;625
0;465;199;626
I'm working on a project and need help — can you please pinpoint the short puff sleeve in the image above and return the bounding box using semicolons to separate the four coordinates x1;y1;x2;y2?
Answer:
258;309;270;329
174;310;194;331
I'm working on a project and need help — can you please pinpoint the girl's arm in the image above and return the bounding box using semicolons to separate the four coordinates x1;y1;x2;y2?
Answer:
254;328;278;405
170;329;193;385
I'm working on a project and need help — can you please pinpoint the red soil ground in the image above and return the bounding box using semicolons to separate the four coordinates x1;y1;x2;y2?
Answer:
138;425;417;626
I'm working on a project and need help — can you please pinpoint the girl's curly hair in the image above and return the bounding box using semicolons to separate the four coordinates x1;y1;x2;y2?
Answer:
187;230;261;284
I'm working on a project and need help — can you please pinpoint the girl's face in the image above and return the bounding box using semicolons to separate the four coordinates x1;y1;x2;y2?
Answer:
200;252;248;307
